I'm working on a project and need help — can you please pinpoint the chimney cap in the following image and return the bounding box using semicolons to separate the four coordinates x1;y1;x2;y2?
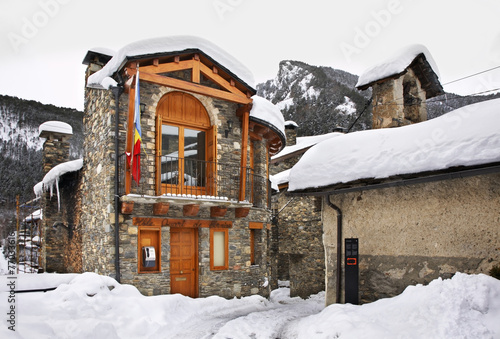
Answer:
39;121;73;140
284;120;298;129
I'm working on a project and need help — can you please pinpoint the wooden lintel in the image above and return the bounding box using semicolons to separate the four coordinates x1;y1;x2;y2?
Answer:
127;68;252;104
133;217;233;228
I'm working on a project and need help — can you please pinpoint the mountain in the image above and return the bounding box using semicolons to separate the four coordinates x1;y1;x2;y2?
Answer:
257;60;500;137
257;60;372;136
0;94;83;236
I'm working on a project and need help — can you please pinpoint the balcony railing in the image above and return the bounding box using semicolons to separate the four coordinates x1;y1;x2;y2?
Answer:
118;154;268;207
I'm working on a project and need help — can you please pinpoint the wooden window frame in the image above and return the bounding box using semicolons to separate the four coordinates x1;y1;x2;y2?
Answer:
210;228;229;270
249;222;263;266
138;226;161;273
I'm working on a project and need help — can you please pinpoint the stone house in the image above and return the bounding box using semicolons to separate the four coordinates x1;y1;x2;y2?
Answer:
269;121;341;298
37;36;286;298
287;45;500;305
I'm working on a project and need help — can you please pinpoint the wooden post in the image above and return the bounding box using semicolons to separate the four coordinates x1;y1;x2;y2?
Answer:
239;108;250;202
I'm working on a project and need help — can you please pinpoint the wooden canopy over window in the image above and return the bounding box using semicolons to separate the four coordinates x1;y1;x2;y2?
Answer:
123;52;253;105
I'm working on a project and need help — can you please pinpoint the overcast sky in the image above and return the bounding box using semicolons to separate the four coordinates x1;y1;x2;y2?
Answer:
1;0;499;111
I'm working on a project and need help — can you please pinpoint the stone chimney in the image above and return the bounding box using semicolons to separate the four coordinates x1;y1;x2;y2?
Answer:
39;121;73;174
284;121;298;146
356;48;444;129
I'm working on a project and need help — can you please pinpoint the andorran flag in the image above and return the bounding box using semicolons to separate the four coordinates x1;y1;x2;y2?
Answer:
131;71;142;184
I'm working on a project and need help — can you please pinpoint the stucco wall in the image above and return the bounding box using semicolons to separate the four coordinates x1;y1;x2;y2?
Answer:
323;173;500;304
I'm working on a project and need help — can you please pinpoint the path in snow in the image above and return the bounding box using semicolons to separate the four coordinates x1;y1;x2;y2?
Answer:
156;290;325;339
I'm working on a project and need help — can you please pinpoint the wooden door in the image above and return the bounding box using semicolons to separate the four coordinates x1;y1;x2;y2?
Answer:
170;228;198;297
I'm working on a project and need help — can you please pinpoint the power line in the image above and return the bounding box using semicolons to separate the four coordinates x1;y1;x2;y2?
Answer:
441;65;500;86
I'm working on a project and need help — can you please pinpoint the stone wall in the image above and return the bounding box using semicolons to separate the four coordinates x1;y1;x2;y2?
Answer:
323;173;500;305
43;171;82;273
80;75;272;297
80;87;118;277
118;204;271;298
272;189;324;298
372;67;427;129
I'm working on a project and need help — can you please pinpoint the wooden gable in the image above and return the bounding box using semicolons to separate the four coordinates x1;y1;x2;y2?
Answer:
123;52;253;105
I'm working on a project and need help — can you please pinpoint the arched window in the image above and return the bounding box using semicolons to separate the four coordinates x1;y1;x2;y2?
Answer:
156;92;216;196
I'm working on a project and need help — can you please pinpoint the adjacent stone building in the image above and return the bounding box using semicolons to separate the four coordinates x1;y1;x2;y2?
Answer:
269;122;341;298
288;45;500;305
37;36;286;298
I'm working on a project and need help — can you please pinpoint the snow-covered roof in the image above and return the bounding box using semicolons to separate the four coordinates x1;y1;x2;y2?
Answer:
270;169;291;191
87;36;255;90
289;99;500;192
39;121;73;137
356;44;441;90
250;96;286;142
34;159;83;209
284;120;299;128
23;209;42;222
272;132;343;161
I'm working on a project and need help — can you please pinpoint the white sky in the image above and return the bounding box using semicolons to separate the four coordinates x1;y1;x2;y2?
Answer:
1;0;499;111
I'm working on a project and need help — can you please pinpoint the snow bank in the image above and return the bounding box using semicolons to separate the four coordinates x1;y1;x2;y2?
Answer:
285;273;500;338
87;36;255;89
356;44;440;88
289;99;500;191
0;272;497;338
250;95;286;141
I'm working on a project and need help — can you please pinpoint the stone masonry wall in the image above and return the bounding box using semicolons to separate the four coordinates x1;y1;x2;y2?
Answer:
371;67;427;129
80;87;119;277
273;190;324;298
323;173;500;305
111;80;271;297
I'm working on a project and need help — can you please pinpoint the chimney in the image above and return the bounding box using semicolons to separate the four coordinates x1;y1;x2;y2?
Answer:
284;120;298;146
39;121;73;175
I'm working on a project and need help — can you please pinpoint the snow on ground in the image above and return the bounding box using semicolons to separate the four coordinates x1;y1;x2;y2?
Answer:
0;272;499;338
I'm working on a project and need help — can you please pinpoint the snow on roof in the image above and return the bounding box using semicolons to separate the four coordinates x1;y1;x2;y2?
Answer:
23;209;42;222
284;120;299;128
250;96;286;141
87;36;255;90
270;169;291;191
356;44;440;88
289;99;500;192
88;46;116;58
39;121;73;137
272;132;343;161
34;159;83;209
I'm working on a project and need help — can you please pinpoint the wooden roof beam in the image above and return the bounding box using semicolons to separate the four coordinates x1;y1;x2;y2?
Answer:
126;68;252;104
